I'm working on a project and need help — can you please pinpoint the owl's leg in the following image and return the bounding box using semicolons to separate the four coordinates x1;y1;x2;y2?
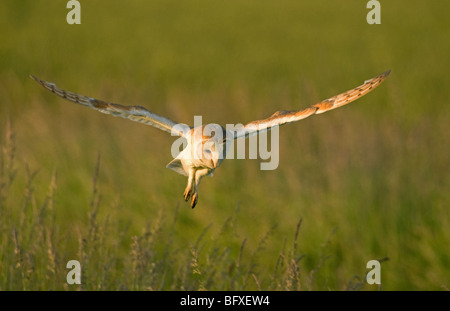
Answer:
184;168;196;202
190;168;210;208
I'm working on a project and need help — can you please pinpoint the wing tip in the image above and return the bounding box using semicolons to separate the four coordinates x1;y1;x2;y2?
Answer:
365;70;391;84
29;74;39;82
381;69;391;78
30;74;56;88
376;69;391;83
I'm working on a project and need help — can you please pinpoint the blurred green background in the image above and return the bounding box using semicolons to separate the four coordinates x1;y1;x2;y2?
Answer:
0;1;449;290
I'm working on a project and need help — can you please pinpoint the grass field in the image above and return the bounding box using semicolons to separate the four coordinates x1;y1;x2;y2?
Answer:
1;1;449;290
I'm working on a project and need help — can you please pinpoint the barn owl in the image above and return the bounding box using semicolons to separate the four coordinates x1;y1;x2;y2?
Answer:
31;70;390;208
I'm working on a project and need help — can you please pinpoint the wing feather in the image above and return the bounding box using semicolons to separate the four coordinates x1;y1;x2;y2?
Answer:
234;70;390;139
30;75;188;136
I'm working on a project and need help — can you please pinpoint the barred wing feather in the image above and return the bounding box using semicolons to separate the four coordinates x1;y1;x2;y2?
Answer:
30;75;187;136
234;70;390;139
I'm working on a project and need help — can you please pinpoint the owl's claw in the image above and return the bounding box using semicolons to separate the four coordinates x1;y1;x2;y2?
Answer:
191;193;198;209
184;187;192;201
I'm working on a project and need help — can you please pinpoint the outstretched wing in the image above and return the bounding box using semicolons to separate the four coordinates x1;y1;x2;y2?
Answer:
234;70;390;139
30;75;188;136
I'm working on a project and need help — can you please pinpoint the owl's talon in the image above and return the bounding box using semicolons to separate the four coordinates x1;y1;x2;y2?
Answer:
191;193;198;209
184;188;192;201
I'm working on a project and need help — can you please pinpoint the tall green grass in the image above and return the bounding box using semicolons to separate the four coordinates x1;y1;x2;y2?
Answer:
1;1;449;290
1;123;362;290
